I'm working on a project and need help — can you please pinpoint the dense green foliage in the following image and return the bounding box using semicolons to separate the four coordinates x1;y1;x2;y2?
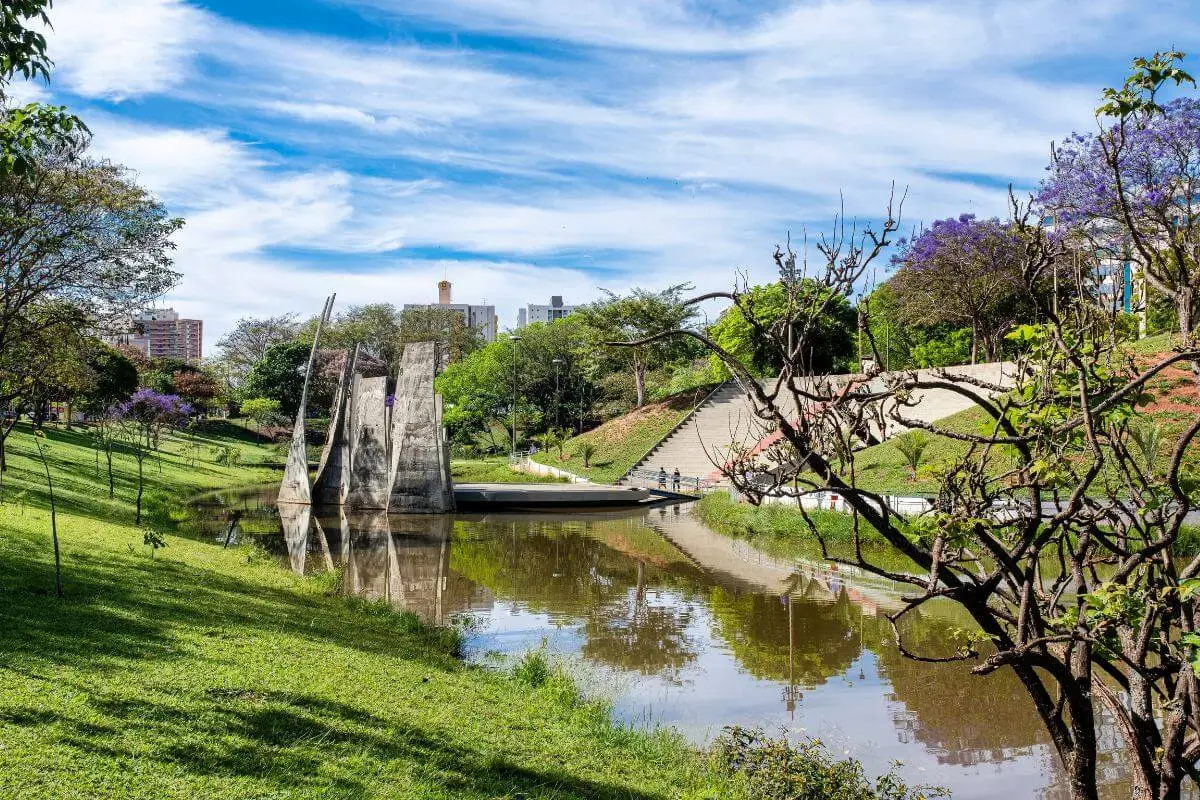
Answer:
709;281;856;376
241;341;310;418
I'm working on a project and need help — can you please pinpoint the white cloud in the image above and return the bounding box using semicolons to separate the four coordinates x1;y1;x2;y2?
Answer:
45;0;206;99
29;0;1200;349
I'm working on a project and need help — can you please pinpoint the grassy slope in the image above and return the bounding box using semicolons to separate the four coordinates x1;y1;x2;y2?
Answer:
451;457;567;484
0;423;730;799
531;387;716;484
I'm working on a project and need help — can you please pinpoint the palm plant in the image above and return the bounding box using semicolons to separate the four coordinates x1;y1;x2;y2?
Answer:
1129;419;1163;477
894;430;932;478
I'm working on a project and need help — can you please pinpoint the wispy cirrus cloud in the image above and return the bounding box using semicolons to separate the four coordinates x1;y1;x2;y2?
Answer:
31;0;1200;348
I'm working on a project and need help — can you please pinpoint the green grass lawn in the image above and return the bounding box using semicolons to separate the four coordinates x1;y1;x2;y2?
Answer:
451;457;568;484
0;422;745;799
531;387;716;484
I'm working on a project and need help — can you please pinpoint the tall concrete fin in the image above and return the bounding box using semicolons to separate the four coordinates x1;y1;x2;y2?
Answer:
387;341;455;513
312;344;358;505
343;375;392;510
278;294;335;505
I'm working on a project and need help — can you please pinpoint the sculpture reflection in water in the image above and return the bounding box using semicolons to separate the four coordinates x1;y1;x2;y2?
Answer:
276;506;489;625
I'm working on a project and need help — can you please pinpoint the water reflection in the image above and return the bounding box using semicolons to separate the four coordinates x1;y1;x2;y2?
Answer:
195;488;1139;799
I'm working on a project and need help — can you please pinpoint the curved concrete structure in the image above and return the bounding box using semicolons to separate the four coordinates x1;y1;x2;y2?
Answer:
454;482;652;509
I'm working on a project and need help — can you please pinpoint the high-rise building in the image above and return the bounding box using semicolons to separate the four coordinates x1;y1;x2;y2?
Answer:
403;281;497;342
108;308;204;362
517;296;577;328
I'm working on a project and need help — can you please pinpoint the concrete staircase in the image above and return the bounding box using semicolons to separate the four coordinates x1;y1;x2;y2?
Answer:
622;363;1013;487
622;382;760;484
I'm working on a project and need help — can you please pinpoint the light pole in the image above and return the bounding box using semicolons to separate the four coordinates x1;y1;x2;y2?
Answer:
552;358;563;431
511;335;521;455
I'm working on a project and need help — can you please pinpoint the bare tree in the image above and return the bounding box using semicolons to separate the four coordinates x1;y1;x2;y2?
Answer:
608;186;1200;799
213;313;301;387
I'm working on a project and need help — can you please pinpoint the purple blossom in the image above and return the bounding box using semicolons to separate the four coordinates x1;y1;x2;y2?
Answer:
891;213;1022;274
111;389;193;425
1037;98;1200;236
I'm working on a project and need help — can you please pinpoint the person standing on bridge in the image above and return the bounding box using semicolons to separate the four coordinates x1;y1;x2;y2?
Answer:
657;467;667;489
672;468;681;492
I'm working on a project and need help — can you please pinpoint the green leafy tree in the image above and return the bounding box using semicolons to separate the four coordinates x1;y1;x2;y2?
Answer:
77;344;138;416
710;280;856;377
438;317;601;446
0;1;88;177
241;341;310;418
578;285;699;408
239;397;282;435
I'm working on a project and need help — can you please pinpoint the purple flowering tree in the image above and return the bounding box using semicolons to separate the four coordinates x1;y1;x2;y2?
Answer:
1038;51;1199;367
889;214;1029;363
111;389;192;524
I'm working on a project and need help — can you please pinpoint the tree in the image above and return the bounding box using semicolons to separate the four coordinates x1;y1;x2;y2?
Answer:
1039;52;1199;381
0;1;88;178
170;369;220;412
0;142;181;363
312;303;404;368
889;214;1031;363
577;285;699;408
607;169;1200;798
76;344;138;417
241;341;310;418
112;389;191;525
858;281;971;370
239;397;282;435
213;314;300;387
709;280;856;377
437;317;602;448
399;306;485;367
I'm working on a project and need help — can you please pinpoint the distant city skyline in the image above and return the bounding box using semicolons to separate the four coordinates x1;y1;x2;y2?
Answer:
26;0;1200;350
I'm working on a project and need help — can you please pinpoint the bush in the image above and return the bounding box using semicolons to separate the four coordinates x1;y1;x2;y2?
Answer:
512;648;552;688
712;726;947;800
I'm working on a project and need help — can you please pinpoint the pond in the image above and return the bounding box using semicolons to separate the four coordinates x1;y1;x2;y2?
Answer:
191;487;1133;800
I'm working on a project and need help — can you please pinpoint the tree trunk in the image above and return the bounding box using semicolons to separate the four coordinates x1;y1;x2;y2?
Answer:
135;456;144;526
970;322;979;365
105;446;114;499
1178;288;1200;392
634;358;646;408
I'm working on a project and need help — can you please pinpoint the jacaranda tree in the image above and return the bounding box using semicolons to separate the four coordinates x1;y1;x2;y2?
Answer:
112;389;191;525
1039;51;1199;372
889;214;1031;363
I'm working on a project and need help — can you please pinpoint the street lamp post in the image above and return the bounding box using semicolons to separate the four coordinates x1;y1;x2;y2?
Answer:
552;358;563;431
511;335;521;455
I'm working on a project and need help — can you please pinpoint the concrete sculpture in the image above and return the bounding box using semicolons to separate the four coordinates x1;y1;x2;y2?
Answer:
277;298;455;514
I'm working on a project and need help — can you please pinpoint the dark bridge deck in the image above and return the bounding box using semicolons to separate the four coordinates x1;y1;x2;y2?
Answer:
454;483;656;510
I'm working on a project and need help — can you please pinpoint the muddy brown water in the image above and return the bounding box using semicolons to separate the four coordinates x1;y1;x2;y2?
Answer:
190;487;1142;800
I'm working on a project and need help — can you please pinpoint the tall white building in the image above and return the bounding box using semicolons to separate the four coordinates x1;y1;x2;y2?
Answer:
403;280;497;342
517;296;577;328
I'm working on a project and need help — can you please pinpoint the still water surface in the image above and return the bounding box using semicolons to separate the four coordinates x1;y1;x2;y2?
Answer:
193;488;1135;800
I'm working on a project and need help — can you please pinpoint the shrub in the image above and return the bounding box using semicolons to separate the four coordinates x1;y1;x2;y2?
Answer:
712;726;947;800
512;648;552;688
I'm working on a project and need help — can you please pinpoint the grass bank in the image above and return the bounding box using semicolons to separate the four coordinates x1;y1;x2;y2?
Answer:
0;421;734;798
451;456;568;484
690;491;920;570
532;386;715;484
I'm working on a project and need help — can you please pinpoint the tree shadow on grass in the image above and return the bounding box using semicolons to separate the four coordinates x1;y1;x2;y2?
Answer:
35;689;670;799
0;542;461;679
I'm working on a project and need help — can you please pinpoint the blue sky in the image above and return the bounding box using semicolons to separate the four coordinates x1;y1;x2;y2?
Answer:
26;0;1200;348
